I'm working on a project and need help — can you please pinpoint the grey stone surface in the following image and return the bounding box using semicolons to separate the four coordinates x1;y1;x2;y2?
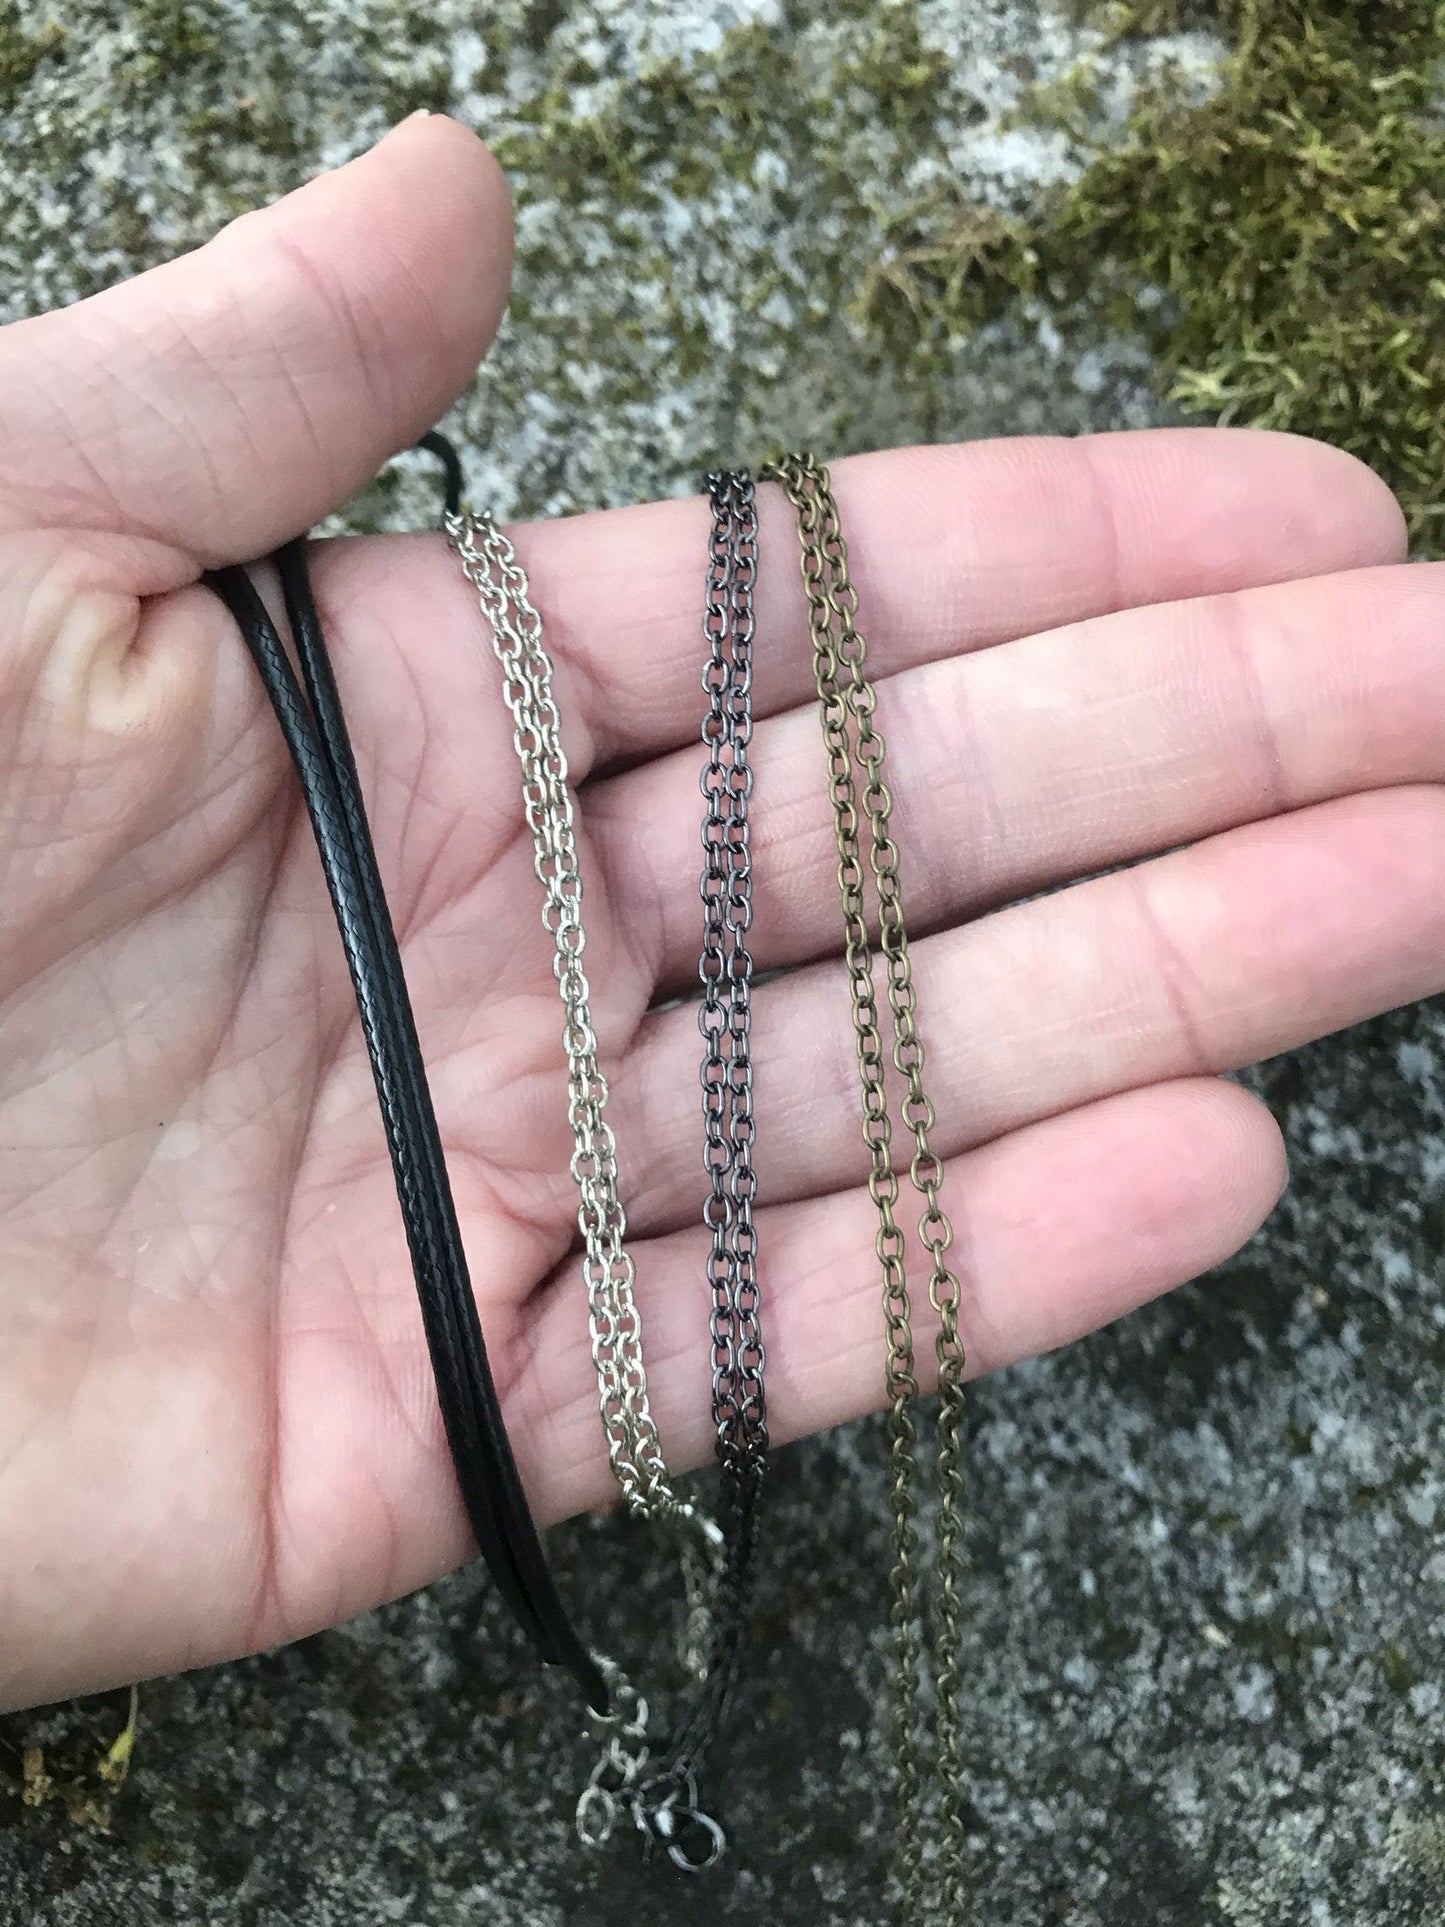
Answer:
3;3;1444;1924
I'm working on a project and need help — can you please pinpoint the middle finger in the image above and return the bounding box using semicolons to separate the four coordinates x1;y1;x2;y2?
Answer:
585;560;1445;987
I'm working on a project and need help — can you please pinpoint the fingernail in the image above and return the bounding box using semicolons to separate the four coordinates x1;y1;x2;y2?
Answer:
377;109;432;147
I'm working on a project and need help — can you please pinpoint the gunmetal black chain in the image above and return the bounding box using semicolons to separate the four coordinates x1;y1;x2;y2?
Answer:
762;452;969;1927
630;470;769;1851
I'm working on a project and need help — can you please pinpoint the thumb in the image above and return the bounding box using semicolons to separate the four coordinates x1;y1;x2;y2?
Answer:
0;114;511;593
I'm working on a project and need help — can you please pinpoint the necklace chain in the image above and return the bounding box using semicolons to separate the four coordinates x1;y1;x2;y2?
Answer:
761;453;970;1925
446;508;677;1513
447;466;967;1899
636;469;769;1811
698;468;766;1505
445;507;721;1856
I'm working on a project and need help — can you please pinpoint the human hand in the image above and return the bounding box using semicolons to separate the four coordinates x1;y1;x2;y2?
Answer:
0;116;1433;1713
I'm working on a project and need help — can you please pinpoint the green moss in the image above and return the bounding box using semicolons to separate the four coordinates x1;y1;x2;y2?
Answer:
119;0;223;92
853;186;1038;395
1229;1611;1333;1715
1376;1642;1418;1694
1233;1613;1333;1668
0;3;65;110
971;0;1445;549
835;8;953;129
1071;0;1215;37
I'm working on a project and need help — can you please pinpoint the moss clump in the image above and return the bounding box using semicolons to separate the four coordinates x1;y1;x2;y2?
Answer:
1030;2;1445;548
864;1;1445;546
1376;1642;1418;1694
1056;0;1445;544
1071;0;1216;36
854;184;1039;406
0;3;65;110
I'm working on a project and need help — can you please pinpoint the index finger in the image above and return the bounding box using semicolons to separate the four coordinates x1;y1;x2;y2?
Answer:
497;427;1406;768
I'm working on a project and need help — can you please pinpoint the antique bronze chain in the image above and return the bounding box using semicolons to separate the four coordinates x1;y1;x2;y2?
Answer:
762;453;970;1924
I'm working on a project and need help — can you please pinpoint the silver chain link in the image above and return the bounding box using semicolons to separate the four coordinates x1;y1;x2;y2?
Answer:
575;1658;651;1850
447;507;674;1516
444;507;721;1849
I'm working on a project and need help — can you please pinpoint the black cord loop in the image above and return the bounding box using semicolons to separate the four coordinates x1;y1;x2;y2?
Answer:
201;436;609;1714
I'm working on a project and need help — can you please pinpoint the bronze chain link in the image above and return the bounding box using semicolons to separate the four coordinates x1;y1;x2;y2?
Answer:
761;453;969;1925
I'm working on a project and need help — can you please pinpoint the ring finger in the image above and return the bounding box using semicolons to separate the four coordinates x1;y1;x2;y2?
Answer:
609;781;1445;1234
587;560;1445;988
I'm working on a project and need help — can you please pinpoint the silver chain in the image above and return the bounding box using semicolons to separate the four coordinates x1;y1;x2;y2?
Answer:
575;1659;652;1850
444;507;721;1850
446;507;675;1516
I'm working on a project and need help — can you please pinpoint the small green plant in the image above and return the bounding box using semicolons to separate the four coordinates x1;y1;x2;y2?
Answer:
1;1685;139;1833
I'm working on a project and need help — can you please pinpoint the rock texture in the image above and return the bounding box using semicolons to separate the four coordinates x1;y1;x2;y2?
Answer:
3;4;1444;1924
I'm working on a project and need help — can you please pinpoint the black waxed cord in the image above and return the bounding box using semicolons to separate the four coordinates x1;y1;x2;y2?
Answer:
202;440;609;1714
417;429;463;519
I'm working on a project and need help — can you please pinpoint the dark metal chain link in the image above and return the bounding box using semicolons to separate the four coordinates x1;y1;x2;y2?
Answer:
698;469;766;1503
631;471;769;1851
762;453;969;1926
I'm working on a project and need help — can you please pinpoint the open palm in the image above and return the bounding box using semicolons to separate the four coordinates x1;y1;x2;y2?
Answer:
2;117;1437;1715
